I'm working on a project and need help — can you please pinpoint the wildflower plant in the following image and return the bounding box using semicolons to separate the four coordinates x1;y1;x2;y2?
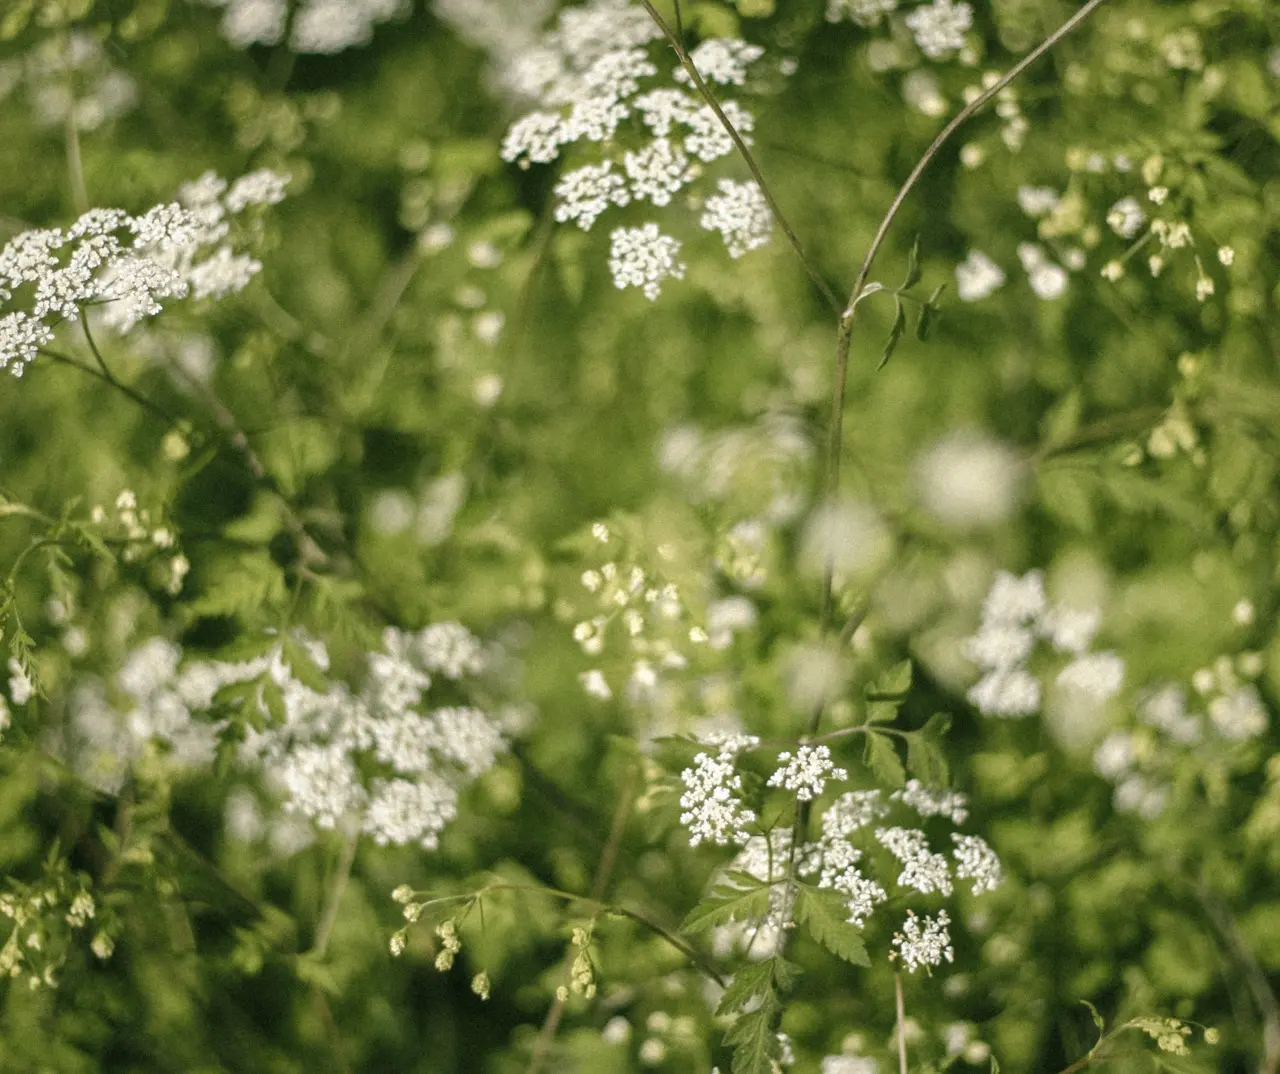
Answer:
0;0;1273;1071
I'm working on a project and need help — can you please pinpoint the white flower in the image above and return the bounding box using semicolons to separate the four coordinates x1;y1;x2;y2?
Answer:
579;669;612;700
916;431;1023;527
1107;196;1146;239
682;101;755;163
964;623;1035;671
632;88;697;136
767;745;848;801
553;162;631;231
0;312;54;377
951;833;1003;894
954;250;1005;302
415;622;486;678
1092;731;1133;779
1056;651;1125;701
821;790;889;839
1137;685;1200;743
826;0;897;26
499;111;568;166
699;179;773;259
875;826;953;896
363;775;458;849
982;570;1047;624
967;667;1041;717
904;0;972;60
673;38;764;87
623;138;697;206
891;909;955;972
892;780;969;825
1208;685;1267;740
1039;606;1100;654
1016;186;1060;217
1017;243;1069;299
680;750;757;847
7;659;33;705
608;224;686;301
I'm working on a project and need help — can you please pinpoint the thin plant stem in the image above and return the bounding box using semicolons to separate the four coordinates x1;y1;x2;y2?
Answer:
63;34;89;216
161;353;329;569
638;0;842;314
895;972;909;1074
819;0;1112;643
310;830;360;960
38;346;179;427
526;764;642;1074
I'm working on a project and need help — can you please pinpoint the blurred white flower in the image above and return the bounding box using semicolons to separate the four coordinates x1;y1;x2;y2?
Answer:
915;431;1023;528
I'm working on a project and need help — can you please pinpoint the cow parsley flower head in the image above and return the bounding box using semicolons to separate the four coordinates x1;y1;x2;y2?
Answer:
875;826;953;897
891;909;955;973
608;224;686;301
892;780;969;825
554;162;632;230
699;179;773;259
951;833;1003;894
916;432;1023;528
1107;196;1147;239
905;0;972;60
679;749;758;847
768;745;848;801
200;0;409;53
673;39;765;87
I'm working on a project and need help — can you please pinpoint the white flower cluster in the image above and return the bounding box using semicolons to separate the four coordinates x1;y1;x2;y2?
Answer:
0;31;136;132
1094;642;1270;818
964;570;1124;718
891;908;954;973
914;431;1023;528
698;782;1002;971
679;733;759;846
767;744;848;801
196;0;409;53
496;0;775;296
0;169;286;376
825;0;897;27
1016;242;1069;300
698;179;772;259
954;250;1005;302
904;0;972;60
658;415;813;524
65;622;505;850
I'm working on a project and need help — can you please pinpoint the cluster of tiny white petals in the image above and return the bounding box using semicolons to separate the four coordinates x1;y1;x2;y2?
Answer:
891;909;955;973
874;826;953;896
950;833;1003;894
954;250;1006;302
767;744;848;801
821;790;890;839
494;2;773;293
904;0;972;60
554;162;632;230
679;745;758;847
825;0;897;26
0;31;137;133
808;838;888;927
199;0;408;53
1208;685;1267;741
608;224;686;301
64;622;504;850
1107;196;1146;239
699;179;773;259
964;570;1123;718
1017;243;1069;300
892;780;969;825
0;169;286;376
623;138;698;206
915;431;1023;528
673;39;765;87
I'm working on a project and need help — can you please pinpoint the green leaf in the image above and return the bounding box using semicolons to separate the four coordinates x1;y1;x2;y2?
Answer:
902;235;922;290
681;877;771;934
865;700;900;725
1082;999;1106;1037
915;283;945;341
873;659;912;695
795;887;870;965
1036;465;1097;532
878;301;907;370
1040;388;1082;450
863;731;905;788
906;713;951;786
726;992;780;1074
716;959;776;1016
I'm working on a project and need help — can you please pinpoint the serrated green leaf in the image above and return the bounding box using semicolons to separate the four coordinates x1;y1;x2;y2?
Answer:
902;236;922;290
726;992;780;1074
865;700;900;725
873;659;912;695
795;887;870;966
906;730;949;787
716;959;776;1016
878;301;907;370
681;877;771;934
864;731;906;788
